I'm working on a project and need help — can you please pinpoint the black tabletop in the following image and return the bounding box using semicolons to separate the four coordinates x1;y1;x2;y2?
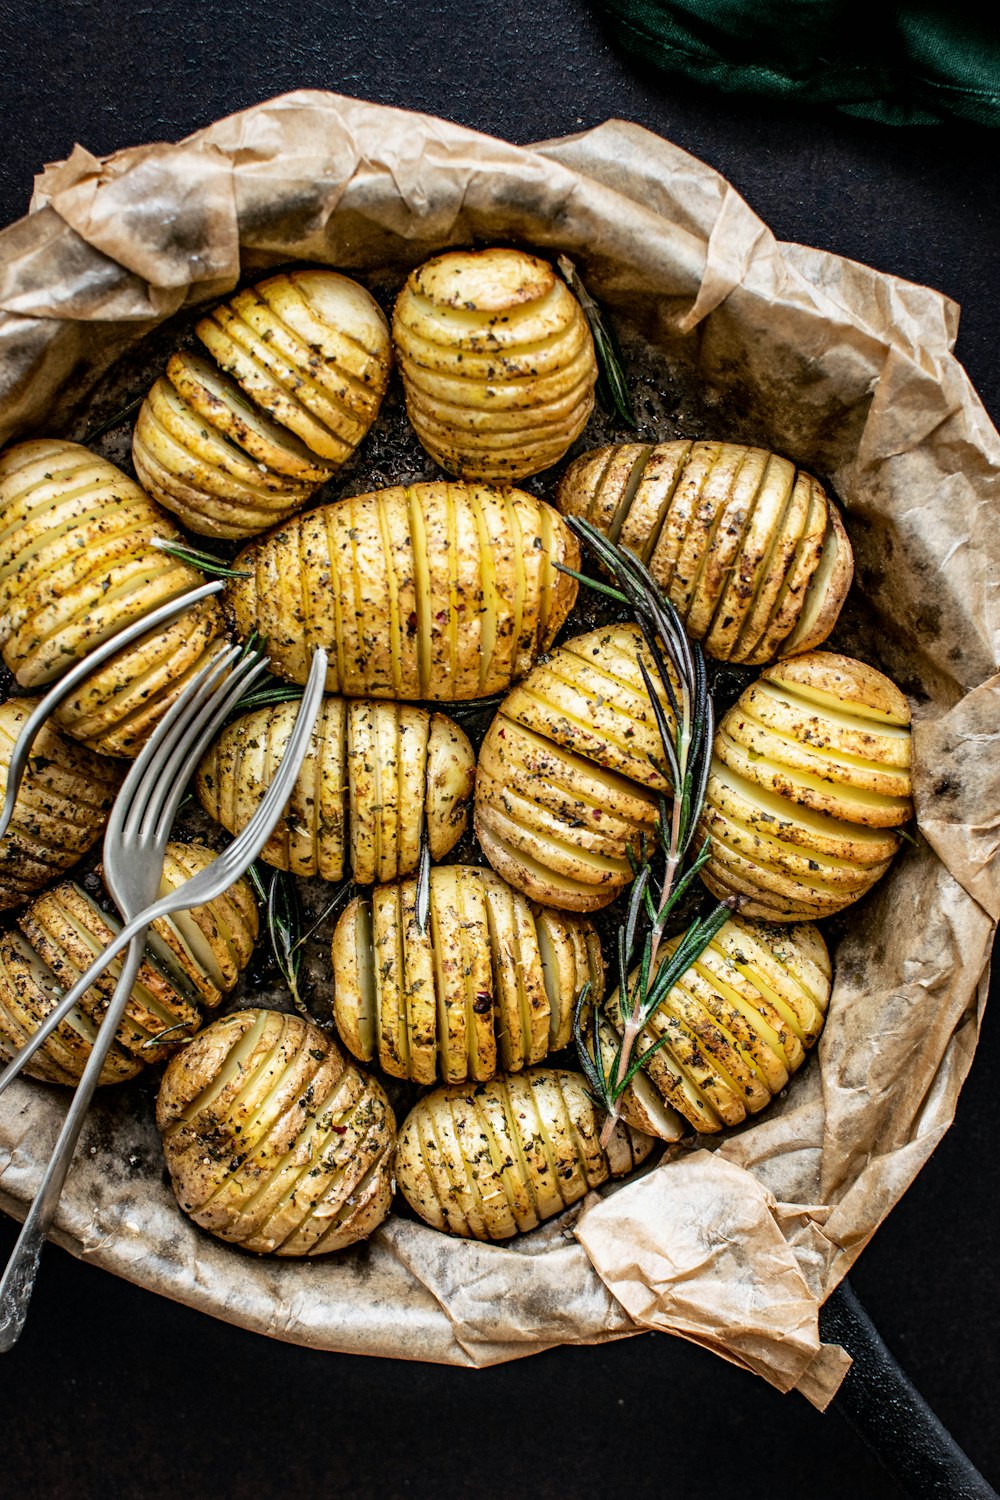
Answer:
1;3;998;1496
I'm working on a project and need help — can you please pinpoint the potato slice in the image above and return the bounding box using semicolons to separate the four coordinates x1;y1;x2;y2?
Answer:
393;249;597;482
157;1010;395;1255
332;867;603;1086
196;697;472;883
395;1066;654;1240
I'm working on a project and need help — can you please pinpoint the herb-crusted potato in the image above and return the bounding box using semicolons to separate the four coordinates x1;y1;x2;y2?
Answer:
332;865;603;1085
157;1009;396;1256
556;442;853;664
605;915;832;1136
395;1066;654;1240
225;482;579;699
196;697;475;882
474;623;676;912
0;842;258;1080
0;699;124;911
393;247;598;481
699;652;913;919
0;439;228;756
133;268;392;540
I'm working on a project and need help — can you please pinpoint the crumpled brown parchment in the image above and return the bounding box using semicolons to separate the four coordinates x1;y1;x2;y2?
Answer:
1;91;997;1410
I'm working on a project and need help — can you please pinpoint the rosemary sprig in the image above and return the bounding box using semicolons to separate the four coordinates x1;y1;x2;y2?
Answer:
151;536;251;579
248;861;352;1019
229;631;305;718
83;393;146;444
564;518;732;1147
557;254;637;429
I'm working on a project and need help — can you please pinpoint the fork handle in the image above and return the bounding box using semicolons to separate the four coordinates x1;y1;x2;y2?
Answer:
0;933;147;1353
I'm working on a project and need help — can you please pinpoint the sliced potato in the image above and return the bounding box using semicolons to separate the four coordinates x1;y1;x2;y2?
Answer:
393;248;598;482
557;441;853;664
474;623;675;912
225;483;579;698
0;699;124;911
332;866;603;1084
699;651;912;919
605;914;832;1137
156;1009;395;1256
196;696;474;883
395;1066;654;1240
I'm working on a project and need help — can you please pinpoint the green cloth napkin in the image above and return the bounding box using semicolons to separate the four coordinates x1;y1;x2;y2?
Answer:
594;1;1000;124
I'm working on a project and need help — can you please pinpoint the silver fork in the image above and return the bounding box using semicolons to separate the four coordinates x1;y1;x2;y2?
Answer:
0;643;327;1350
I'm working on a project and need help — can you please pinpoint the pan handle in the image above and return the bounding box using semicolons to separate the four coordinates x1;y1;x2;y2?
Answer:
823;1280;997;1498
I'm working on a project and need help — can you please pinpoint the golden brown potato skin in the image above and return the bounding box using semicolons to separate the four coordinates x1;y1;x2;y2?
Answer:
331;865;603;1085
0;843;258;1081
605;915;832;1136
699;651;913;920
0;699;124;911
395;1066;654;1240
133;271;392;540
474;623;675;912
556;441;853;664
157;1010;396;1256
195;697;475;883
224;482;579;699
0;439;228;757
393;248;597;481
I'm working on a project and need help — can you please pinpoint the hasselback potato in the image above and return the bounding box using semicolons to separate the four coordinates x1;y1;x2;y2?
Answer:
605;915;832;1136
0;439;228;756
332;865;603;1084
556;441;853;664
0;842;258;1081
392;247;598;481
157;1009;396;1256
225;482;579;699
474;623;676;911
195;697;475;883
133;271;392;539
395;1066;654;1240
0;699;124;911
699;651;913;919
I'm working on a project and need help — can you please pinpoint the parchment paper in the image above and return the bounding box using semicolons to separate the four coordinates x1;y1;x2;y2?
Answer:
1;91;998;1409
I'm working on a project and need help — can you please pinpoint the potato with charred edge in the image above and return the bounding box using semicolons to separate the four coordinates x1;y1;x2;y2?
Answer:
0;843;258;1082
0;699;124;911
0;439;228;757
557;441;853;664
195;697;475;883
133;270;392;539
224;482;579;699
474;622;676;912
332;865;603;1085
157;1010;396;1256
699;651;913;920
604;914;832;1137
395;1066;654;1240
392;247;598;482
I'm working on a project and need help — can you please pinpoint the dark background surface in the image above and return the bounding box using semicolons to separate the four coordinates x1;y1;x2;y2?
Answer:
0;2;998;1496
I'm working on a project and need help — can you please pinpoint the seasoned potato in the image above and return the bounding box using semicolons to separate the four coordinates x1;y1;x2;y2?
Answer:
332;865;603;1084
195;697;474;883
557;442;853;664
0;843;258;1080
225;482;579;698
392;247;598;481
0;699;124;911
604;915;832;1136
395;1066;654;1240
474;623;676;911
157;1009;396;1256
699;651;913;919
133;269;392;539
0;439;228;756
